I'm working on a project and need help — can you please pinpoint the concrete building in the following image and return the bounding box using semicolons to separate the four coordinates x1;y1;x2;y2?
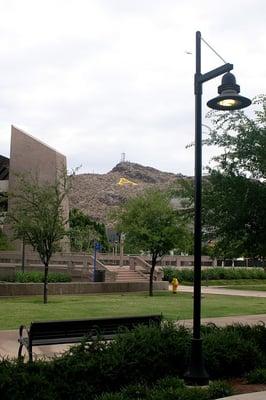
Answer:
0;125;69;250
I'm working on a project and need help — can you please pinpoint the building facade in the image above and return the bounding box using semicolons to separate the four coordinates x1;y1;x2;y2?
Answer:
0;125;69;250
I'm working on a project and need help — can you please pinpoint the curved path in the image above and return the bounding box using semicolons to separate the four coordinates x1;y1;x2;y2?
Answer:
178;285;266;297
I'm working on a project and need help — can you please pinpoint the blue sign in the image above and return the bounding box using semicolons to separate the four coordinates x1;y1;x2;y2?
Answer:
95;242;102;251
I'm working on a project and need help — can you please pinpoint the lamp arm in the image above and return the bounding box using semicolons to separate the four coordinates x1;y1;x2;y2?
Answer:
200;63;233;84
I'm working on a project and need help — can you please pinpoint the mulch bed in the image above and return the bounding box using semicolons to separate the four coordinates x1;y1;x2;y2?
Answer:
229;378;266;394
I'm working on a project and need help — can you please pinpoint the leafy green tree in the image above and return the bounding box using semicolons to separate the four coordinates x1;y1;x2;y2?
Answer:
8;172;69;303
178;95;266;260
69;208;109;252
0;229;14;250
113;189;188;296
205;95;265;179
203;95;266;259
202;171;266;258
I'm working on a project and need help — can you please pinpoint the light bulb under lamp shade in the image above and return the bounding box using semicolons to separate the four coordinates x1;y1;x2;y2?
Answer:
207;72;251;110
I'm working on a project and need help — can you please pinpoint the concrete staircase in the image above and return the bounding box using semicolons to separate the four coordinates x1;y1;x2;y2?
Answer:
106;266;148;282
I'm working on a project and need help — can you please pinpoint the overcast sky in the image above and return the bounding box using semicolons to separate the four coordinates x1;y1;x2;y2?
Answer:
0;0;265;175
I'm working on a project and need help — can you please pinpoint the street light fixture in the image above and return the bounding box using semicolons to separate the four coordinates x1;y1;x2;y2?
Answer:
207;72;251;110
184;31;251;386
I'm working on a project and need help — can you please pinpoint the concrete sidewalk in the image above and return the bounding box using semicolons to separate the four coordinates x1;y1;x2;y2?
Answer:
178;285;266;297
1;314;265;360
0;329;73;359
178;313;266;328
217;392;266;400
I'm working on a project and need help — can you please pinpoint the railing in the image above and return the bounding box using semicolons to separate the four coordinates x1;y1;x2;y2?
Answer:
129;256;163;281
0;251;262;272
87;255;117;282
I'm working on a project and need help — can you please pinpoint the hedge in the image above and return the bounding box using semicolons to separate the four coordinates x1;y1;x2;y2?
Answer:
163;267;266;283
0;322;265;400
3;271;72;283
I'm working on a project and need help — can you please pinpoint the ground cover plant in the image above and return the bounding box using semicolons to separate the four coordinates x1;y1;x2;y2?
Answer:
96;378;234;400
0;292;266;330
0;322;265;399
247;368;266;384
163;267;266;283
2;271;71;283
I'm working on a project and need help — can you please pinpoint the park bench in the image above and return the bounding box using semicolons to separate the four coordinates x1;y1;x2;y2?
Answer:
18;314;162;361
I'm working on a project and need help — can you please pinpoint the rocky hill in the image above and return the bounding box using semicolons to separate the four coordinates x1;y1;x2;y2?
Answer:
69;162;184;223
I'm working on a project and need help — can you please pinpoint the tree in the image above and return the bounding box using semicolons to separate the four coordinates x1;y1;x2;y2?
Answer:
8;172;69;303
202;171;266;259
113;189;188;296
205;94;266;179
178;95;266;260
69;208;109;252
0;229;13;250
203;95;266;259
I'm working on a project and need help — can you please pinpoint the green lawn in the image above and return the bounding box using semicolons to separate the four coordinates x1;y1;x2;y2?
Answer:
224;284;266;291
1;291;266;330
184;279;266;289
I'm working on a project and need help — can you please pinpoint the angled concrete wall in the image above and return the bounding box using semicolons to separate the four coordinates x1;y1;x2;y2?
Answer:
9;125;67;187
6;126;69;250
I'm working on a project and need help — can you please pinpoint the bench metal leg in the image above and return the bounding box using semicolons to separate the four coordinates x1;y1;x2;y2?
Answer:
18;343;24;359
18;325;31;362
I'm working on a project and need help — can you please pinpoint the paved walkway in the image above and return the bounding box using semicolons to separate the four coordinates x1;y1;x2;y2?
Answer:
178;313;266;328
178;285;266;297
1;314;266;360
0;287;265;399
217;392;266;400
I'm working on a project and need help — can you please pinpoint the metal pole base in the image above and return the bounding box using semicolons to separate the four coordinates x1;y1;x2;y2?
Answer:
184;338;209;386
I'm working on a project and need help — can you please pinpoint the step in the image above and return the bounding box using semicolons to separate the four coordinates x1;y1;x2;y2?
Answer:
114;271;148;282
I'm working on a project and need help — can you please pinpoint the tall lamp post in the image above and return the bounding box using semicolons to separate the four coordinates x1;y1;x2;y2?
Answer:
184;31;251;385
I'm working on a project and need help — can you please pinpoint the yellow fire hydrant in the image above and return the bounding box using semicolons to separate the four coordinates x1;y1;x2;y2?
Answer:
171;278;179;294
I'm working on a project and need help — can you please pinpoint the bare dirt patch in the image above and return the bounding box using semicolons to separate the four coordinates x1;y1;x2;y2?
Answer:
230;378;266;395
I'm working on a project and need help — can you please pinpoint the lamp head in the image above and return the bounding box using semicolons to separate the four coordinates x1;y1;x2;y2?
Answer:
207;72;251;110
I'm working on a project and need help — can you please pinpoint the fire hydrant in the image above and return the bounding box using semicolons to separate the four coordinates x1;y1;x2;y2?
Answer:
171;278;179;294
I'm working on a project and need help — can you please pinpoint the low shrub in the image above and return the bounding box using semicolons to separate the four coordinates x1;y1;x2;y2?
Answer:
153;376;185;391
0;359;55;400
221;323;266;356
162;266;266;282
207;380;234;399
247;368;266;384
0;323;265;399
119;383;150;399
51;322;191;397
147;387;209;400
97;379;233;400
5;271;71;283
202;324;265;378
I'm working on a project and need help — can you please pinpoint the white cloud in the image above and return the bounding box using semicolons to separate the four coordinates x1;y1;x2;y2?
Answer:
0;0;265;175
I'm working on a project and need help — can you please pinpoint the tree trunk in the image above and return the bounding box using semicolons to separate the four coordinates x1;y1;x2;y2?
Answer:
43;262;49;304
149;257;156;297
21;237;25;273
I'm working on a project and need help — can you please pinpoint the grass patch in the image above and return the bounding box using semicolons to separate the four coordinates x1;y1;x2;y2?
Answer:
0;291;265;330
199;279;266;289
225;284;266;291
